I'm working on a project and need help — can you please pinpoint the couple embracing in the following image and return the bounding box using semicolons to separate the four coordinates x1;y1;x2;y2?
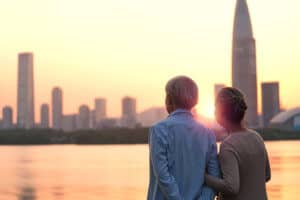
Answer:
147;76;271;200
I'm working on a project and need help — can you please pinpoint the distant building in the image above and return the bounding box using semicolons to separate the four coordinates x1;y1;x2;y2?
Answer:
262;82;280;127
214;84;226;99
94;98;107;125
77;105;90;130
2;106;13;129
270;108;300;131
97;118;119;129
17;52;35;129
121;96;137;128
52;87;63;130
138;107;167;127
232;0;258;127
40;104;49;128
62;114;77;132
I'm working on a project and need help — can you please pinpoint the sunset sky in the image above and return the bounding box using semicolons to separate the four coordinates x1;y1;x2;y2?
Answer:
0;0;299;121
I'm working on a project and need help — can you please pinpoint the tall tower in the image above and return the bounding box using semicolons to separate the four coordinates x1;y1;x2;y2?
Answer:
232;0;258;127
52;87;63;130
17;53;35;129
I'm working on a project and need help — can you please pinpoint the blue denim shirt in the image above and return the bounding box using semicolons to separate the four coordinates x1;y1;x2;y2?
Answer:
147;109;220;200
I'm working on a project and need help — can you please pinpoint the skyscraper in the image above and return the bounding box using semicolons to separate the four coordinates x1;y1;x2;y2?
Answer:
40;104;49;128
52;87;63;130
94;98;107;124
262;82;280;127
232;0;258;127
121;96;137;128
77;105;90;130
2;106;13;129
17;53;35;129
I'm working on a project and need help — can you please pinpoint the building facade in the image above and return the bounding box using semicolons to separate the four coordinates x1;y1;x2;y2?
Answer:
262;82;280;127
2;106;13;129
232;0;258;127
40;104;50;128
17;53;35;129
94;98;107;126
52;87;63;130
121;96;137;128
77;105;90;130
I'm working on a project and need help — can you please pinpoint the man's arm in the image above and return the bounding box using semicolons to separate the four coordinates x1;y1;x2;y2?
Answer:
200;133;220;200
150;125;182;200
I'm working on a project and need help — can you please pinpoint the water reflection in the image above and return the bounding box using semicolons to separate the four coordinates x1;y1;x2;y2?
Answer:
0;142;298;200
18;186;36;200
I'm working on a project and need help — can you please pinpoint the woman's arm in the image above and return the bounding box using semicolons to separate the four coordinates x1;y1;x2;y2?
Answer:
205;149;240;195
265;148;271;182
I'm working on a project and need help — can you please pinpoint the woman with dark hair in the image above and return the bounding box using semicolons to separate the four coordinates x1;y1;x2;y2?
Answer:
205;87;271;200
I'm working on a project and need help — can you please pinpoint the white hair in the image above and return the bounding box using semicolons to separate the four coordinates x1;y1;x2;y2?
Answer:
165;76;198;109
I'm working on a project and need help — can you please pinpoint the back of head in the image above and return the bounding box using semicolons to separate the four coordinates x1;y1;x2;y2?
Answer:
216;87;247;124
165;76;198;110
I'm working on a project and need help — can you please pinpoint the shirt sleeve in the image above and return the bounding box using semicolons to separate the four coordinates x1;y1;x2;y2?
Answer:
200;131;221;200
205;148;240;195
149;125;182;200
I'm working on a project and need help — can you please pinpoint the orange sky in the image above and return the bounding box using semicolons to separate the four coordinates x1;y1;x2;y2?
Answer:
0;0;299;122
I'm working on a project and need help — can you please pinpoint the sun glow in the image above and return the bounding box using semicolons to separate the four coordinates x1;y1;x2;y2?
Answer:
196;102;215;119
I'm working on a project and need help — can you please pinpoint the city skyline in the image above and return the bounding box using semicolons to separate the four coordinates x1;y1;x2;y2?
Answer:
0;0;299;121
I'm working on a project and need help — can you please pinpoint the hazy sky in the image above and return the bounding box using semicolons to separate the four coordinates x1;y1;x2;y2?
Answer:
0;0;299;121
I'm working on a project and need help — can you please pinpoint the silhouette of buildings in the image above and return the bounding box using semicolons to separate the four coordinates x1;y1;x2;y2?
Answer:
40;104;49;128
262;82;280;127
17;52;35;129
77;105;90;129
121;96;137;128
52;87;63;130
232;0;258;127
2;106;13;129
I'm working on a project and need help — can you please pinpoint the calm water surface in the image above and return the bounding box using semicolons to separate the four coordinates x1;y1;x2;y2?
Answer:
0;141;299;200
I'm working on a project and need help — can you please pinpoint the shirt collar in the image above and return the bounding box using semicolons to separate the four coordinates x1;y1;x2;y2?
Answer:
169;108;193;117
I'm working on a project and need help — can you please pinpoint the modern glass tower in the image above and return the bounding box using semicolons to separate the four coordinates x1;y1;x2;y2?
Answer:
232;0;258;127
17;53;35;129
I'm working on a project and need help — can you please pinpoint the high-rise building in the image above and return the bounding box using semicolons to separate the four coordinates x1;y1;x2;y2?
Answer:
2;106;13;129
121;96;137;128
17;52;35;129
232;0;258;127
52;87;63;130
62;114;77;132
77;105;90;130
214;84;226;100
262;82;280;127
94;98;107;124
40;104;49;128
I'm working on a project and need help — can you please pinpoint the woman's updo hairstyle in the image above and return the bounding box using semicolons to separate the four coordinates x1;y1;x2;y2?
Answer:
216;87;248;124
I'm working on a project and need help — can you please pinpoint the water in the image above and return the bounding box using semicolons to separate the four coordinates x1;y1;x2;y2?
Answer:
0;141;299;200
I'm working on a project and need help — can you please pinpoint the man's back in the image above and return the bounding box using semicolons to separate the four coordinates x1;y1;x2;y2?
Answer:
147;109;220;200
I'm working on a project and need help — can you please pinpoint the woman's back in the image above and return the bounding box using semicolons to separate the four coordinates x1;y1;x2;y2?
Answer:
219;129;270;200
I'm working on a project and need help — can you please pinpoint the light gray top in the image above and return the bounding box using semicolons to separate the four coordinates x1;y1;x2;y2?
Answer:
205;129;271;200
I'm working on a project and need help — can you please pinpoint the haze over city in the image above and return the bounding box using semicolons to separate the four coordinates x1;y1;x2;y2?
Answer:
0;0;299;121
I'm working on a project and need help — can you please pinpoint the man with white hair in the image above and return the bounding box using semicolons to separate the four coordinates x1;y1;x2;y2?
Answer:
147;76;220;200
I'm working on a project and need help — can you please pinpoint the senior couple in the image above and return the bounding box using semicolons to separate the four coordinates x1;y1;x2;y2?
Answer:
147;76;271;200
